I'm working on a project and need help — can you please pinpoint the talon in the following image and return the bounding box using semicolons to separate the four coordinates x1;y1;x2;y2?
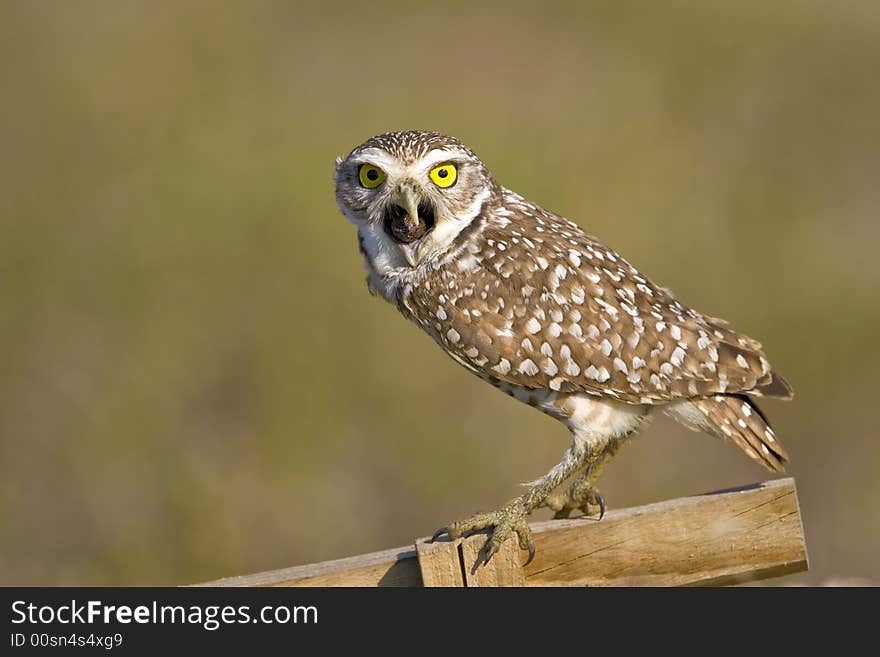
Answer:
430;526;449;543
523;541;536;567
516;528;536;566
552;481;608;521
438;499;536;572
472;540;499;574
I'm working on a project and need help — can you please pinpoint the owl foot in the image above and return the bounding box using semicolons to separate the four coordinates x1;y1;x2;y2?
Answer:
430;499;535;572
544;483;606;520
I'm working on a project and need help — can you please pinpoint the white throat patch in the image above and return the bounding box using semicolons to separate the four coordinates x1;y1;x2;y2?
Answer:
357;186;490;301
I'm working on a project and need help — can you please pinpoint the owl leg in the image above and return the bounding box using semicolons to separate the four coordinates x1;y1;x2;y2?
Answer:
543;431;632;520
430;437;600;572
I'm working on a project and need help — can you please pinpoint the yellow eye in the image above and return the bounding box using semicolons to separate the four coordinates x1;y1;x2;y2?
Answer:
358;164;386;189
429;163;457;188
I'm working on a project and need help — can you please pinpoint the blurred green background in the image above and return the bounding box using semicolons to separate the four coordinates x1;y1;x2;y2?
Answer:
1;1;878;585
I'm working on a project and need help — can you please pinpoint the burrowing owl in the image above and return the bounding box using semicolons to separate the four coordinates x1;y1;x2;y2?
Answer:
335;130;793;569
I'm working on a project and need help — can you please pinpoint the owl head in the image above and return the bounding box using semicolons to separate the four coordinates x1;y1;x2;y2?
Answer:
335;130;498;271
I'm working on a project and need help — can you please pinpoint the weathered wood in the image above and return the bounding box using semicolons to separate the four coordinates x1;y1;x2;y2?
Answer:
194;478;807;587
523;477;806;586
415;538;464;587
196;545;422;587
416;531;525;587
460;534;526;587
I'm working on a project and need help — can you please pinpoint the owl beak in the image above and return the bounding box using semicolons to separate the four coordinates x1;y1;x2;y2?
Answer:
383;182;436;267
398;184;423;267
399;184;421;225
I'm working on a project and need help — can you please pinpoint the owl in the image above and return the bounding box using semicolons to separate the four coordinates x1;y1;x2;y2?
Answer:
335;130;793;570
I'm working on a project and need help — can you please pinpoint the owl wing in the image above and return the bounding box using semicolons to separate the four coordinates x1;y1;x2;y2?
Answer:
419;205;791;405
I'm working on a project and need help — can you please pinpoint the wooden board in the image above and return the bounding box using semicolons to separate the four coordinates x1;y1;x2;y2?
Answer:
415;537;464;587
193;478;807;587
523;477;806;586
416;533;526;587
196;545;422;587
460;534;526;587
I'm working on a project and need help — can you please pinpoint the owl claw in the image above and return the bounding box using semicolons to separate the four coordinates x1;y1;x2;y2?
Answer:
436;500;534;572
472;541;500;574
595;493;606;520
430;526;450;543
546;484;607;521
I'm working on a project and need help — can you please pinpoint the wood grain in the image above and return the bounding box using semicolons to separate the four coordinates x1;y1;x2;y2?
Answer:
460;534;526;587
193;478;807;587
523;477;806;586
195;545;422;587
415;538;464;587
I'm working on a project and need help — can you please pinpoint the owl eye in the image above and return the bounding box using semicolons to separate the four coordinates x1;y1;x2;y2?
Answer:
429;163;457;188
358;164;386;189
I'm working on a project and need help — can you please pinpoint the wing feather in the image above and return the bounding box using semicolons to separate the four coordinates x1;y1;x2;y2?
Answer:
407;194;783;405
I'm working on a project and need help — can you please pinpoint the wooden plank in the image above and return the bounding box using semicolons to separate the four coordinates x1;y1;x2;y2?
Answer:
523;477;806;587
415;537;465;587
193;478;807;587
460;534;526;587
194;545;421;587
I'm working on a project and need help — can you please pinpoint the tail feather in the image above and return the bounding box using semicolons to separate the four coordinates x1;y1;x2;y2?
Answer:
691;395;788;472
750;371;794;400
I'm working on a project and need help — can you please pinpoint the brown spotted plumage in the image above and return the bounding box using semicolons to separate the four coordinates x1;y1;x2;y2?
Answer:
336;130;793;567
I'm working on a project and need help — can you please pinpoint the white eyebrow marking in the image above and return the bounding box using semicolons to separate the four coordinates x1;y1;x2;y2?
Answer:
415;148;465;170
350;148;406;177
